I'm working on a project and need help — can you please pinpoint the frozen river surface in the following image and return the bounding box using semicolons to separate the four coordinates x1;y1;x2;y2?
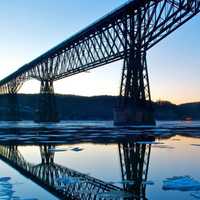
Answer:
0;120;200;200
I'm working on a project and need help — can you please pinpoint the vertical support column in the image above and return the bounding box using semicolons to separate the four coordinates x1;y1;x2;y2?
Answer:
114;7;155;125
40;145;55;164
35;80;59;122
3;80;23;121
118;137;153;198
39;145;55;185
6;93;20;121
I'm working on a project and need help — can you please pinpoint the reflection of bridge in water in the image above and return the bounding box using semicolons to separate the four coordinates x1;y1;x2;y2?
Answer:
119;140;151;199
0;136;154;199
0;0;200;125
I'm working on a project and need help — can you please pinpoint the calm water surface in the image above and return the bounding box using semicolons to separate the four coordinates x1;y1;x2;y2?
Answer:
0;120;200;200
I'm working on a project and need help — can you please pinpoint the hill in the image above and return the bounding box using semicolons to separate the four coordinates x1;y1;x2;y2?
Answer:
0;94;199;121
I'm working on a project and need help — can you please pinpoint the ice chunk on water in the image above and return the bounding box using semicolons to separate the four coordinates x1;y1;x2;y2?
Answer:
152;145;174;149
191;144;200;147
0;176;38;200
163;176;200;191
97;191;133;199
191;191;200;199
22;199;38;200
48;148;68;152
56;177;84;185
136;141;164;145
49;147;84;153
0;177;11;182
142;180;155;185
70;147;84;152
119;180;134;185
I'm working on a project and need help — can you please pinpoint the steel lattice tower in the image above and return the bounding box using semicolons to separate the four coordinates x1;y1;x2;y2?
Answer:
118;138;152;199
114;7;154;125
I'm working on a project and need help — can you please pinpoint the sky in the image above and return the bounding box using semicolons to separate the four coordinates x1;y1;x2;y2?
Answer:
0;0;200;104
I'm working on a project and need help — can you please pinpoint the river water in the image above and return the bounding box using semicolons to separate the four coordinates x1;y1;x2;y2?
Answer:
0;120;200;200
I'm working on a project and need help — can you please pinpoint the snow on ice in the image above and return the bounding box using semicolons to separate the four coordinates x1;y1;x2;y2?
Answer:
163;176;200;191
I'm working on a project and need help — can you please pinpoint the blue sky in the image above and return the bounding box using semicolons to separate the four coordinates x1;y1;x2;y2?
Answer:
0;0;200;104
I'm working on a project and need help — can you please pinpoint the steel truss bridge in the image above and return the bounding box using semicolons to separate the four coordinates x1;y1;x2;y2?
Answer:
0;139;152;200
0;0;200;124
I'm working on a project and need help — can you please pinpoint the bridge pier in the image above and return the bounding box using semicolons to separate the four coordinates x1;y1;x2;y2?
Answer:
118;136;153;197
35;80;59;122
6;93;20;121
114;10;155;126
114;51;155;126
40;145;55;164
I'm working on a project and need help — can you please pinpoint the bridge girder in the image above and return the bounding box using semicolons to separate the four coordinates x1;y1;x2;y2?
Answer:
0;0;199;94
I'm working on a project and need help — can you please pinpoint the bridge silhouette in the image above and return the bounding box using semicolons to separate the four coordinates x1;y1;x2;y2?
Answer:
0;0;200;125
0;136;153;199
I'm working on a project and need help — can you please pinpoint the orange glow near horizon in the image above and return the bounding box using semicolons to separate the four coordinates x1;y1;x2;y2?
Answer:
19;80;200;105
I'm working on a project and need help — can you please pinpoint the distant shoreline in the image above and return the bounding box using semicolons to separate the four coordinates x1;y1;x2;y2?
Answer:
0;94;199;121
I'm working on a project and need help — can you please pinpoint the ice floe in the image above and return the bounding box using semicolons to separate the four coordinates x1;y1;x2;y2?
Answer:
191;191;200;199
70;147;84;152
191;144;200;147
97;191;133;199
0;177;11;182
112;180;135;185
136;141;164;145
142;180;154;185
56;177;84;185
107;179;154;186
0;176;38;200
48;146;84;152
163;176;200;191
48;147;68;152
152;145;174;149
